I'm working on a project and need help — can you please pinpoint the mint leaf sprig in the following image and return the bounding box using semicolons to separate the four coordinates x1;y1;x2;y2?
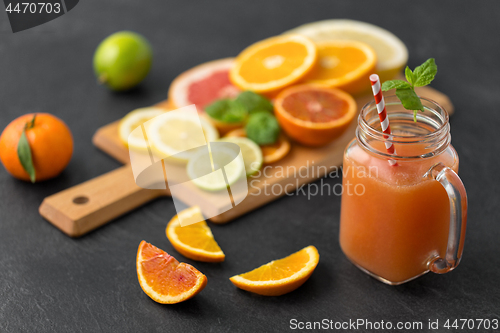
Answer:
245;111;280;145
381;58;437;122
205;91;274;124
205;91;280;145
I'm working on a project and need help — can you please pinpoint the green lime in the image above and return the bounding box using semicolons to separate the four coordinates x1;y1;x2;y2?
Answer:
219;137;263;177
93;31;152;91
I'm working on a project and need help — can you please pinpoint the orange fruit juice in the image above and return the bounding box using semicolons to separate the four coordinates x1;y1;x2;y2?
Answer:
339;139;459;284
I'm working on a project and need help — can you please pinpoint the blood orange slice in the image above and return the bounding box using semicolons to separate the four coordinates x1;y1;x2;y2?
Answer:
274;84;356;146
136;241;207;304
168;58;241;112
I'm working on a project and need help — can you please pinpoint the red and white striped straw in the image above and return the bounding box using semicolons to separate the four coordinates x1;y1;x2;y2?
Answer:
370;74;397;166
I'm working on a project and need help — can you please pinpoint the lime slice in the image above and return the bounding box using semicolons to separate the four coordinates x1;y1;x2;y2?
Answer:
219;137;263;176
118;107;166;151
187;145;244;191
147;111;219;163
283;19;408;81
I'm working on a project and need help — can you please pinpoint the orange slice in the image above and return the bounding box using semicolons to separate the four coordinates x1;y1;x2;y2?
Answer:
230;35;317;94
274;84;356;146
229;246;319;296
283;19;408;82
225;128;290;164
136;241;207;304
166;207;225;262
302;40;376;95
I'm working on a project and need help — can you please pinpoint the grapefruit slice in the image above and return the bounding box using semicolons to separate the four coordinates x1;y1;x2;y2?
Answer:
168;58;241;111
136;241;207;304
274;84;356;146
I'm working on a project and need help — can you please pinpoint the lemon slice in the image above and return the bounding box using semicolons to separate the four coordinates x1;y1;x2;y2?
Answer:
187;145;244;191
118;107;167;151
284;19;408;81
147;111;219;163
219;137;263;177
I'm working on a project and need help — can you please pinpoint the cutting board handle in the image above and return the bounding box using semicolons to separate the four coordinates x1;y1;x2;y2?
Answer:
39;165;166;237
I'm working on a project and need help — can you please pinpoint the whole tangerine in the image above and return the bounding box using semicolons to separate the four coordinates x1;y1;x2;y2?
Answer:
0;113;73;182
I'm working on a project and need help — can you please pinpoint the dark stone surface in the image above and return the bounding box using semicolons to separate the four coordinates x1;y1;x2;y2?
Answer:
0;1;499;332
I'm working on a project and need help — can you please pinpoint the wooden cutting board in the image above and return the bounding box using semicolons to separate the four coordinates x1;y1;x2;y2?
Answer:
39;87;453;237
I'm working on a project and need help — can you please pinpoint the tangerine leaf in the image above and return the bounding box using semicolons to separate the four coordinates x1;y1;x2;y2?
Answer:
17;130;36;183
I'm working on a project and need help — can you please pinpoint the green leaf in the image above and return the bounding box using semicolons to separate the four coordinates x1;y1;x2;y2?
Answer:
29;114;36;128
17;130;36;183
413;58;437;87
205;99;248;123
245;112;280;145
405;66;414;85
381;80;411;91
395;88;424;113
236;91;273;114
205;99;229;120
224;100;248;123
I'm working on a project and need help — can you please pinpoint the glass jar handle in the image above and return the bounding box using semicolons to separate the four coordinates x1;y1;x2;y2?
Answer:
424;163;468;274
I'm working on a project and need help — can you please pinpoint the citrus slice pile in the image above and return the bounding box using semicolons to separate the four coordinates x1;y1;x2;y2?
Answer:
224;128;290;165
166;207;225;262
168;58;240;111
118;107;167;151
136;241;207;304
229;245;319;296
302;40;377;95
219;137;263;176
284;19;408;82
274;84;356;146
230;35;317;94
147;111;219;163
186;144;244;191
